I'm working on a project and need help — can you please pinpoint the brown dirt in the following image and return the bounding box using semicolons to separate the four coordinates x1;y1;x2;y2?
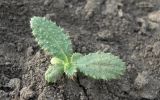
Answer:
1;0;160;100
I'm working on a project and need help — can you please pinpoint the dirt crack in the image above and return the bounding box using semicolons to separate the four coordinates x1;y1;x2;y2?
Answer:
76;76;89;100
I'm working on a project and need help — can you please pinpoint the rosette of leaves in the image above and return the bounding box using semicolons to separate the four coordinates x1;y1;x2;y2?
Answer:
30;16;126;83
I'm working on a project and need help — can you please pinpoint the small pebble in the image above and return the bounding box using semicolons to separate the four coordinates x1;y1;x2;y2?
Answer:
27;47;34;57
97;30;114;40
20;87;35;100
44;0;52;6
152;41;160;56
45;13;57;20
6;78;21;90
148;10;160;23
134;71;149;89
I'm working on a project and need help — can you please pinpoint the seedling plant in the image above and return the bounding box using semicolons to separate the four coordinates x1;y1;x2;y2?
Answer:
30;17;126;83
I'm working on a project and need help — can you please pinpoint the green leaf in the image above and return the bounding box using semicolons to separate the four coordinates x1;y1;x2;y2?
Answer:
74;52;126;80
45;64;64;83
30;16;73;61
64;64;77;78
71;53;83;62
64;53;83;77
50;57;64;65
63;60;77;77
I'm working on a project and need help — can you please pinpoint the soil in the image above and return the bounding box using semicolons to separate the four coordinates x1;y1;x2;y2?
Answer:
1;0;160;100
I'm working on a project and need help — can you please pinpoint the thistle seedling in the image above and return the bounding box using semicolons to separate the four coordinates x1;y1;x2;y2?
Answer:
30;16;126;83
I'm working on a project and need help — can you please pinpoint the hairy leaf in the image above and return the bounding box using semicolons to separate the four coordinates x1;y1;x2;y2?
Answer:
30;17;73;61
64;53;83;77
50;57;64;65
64;64;77;78
75;52;125;80
71;53;83;62
45;64;64;83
